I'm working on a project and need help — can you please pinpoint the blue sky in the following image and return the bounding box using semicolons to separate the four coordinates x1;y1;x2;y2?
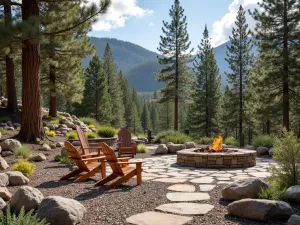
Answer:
89;0;259;52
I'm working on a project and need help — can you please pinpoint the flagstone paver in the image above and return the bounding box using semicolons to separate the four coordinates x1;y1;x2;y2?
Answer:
248;172;270;178
199;185;216;192
216;177;231;181
166;192;210;202
217;181;233;185
156;203;214;215
126;211;193;225
144;169;166;173
167;184;196;192
190;177;215;184
154;178;188;183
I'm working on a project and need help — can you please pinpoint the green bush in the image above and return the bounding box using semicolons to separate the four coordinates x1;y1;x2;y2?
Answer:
137;144;148;153
268;129;300;189
54;155;73;165
57;114;63;119
0;206;48;225
16;127;21;131
252;135;274;148
80;117;100;127
258;187;287;201
45;130;56;137
198;137;213;145
88;124;95;129
66;131;78;140
13;145;31;159
0;128;8;135
97;126;117;137
162;134;189;144
0;116;11;123
49;119;59;124
12;160;35;177
224;137;238;146
85;131;97;139
154;130;189;144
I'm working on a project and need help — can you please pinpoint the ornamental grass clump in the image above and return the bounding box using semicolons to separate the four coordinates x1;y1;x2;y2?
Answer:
199;137;214;145
162;134;189;144
0;128;8;135
252;135;274;148
54;155;73;165
45;130;56;137
97;126;117;137
224;137;238;146
12;160;35;177
154;130;188;144
85;131;97;139
0;206;48;225
137;144;148;153
80;117;100;127
13;145;31;159
66;131;78;140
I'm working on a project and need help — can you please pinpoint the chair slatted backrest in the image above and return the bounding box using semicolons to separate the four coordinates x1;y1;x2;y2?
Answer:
64;141;89;171
118;128;132;148
76;126;89;154
101;143;124;176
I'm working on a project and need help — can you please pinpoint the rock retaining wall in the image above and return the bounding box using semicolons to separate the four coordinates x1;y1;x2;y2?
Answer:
177;149;256;168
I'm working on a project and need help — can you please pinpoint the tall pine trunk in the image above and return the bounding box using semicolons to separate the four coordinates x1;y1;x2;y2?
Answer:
174;50;179;131
4;2;17;112
48;65;57;117
239;37;244;147
282;0;289;131
19;0;44;142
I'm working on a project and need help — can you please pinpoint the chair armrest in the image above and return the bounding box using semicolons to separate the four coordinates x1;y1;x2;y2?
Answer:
117;157;131;162
82;146;101;149
81;156;106;162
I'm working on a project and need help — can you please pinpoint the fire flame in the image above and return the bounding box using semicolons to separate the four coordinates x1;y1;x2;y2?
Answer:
208;135;223;151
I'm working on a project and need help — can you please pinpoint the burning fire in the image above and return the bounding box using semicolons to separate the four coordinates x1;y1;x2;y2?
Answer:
208;135;223;151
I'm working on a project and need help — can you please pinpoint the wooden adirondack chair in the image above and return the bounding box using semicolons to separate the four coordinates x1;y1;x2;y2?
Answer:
95;143;142;189
61;141;106;183
117;128;136;158
76;126;101;157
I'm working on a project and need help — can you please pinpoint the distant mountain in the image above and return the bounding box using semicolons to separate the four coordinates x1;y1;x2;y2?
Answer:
85;37;257;92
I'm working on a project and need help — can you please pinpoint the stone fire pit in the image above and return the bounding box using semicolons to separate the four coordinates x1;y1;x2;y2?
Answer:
177;148;256;168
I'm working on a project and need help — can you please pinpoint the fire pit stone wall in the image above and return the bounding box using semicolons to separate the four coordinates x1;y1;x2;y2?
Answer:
177;148;256;168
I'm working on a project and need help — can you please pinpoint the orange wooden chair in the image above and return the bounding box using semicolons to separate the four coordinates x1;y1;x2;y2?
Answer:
76;126;101;157
60;141;106;183
95;143;142;189
117;128;136;158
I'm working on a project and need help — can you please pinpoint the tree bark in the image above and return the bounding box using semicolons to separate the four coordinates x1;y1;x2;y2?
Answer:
266;119;270;135
4;2;18;112
48;65;57;117
18;0;44;142
282;0;290;131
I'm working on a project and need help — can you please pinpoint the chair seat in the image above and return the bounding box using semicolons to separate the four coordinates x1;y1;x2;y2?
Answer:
121;166;136;175
86;162;102;170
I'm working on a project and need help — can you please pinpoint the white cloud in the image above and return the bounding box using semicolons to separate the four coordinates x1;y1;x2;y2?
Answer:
211;0;261;47
89;0;153;31
148;22;154;27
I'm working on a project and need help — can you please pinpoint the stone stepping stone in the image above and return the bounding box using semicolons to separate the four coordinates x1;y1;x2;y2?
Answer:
159;172;190;177
126;211;192;225
217;177;231;181
199;185;216;192
217;181;232;185
212;173;233;178
156;203;214;215
190;177;214;184
154;178;188;183
167;184;195;192
248;172;270;178
145;169;166;173
166;192;210;202
142;172;159;177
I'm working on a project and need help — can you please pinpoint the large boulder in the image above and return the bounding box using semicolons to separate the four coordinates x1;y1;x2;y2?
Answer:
0;173;9;186
0;139;21;150
0;187;11;201
29;153;46;162
288;215;300;225
286;185;300;203
61;147;68;156
0;197;6;210
256;147;269;155
56;142;64;147
5;171;29;186
0;157;9;170
269;148;274;156
37;196;86;225
155;144;168;154
245;145;256;150
227;199;293;221
185;142;196;149
222;178;269;200
168;144;186;153
10;186;44;212
41;144;52;151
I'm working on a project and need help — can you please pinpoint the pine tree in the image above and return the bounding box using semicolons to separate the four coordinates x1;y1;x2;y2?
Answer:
41;2;95;118
187;26;221;137
156;0;193;130
150;102;159;133
129;89;142;134
225;5;253;146
251;0;300;131
158;101;174;131
131;88;142;117
141;102;151;133
119;71;132;128
81;55;111;124
103;44;125;128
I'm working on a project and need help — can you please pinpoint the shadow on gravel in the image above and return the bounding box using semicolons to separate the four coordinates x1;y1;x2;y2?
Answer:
74;185;135;201
224;214;283;225
36;180;73;189
219;198;231;206
44;164;72;169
